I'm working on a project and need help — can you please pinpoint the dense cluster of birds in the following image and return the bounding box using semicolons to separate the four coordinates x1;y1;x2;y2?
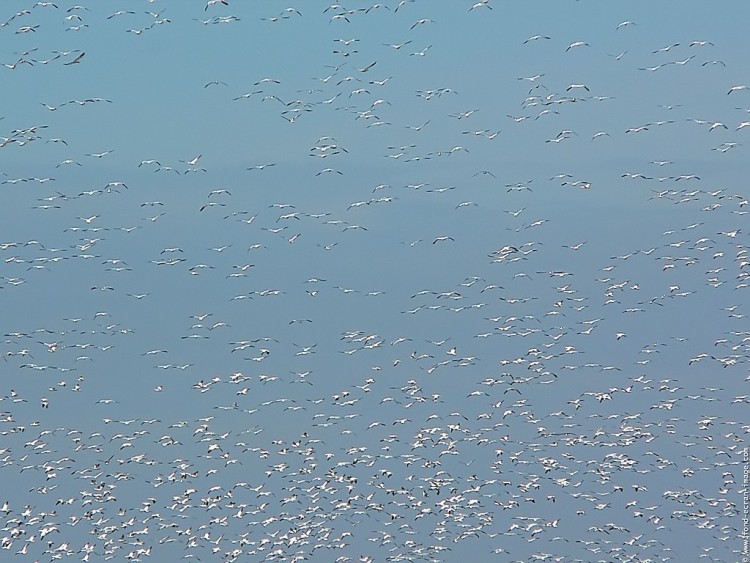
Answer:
1;1;749;562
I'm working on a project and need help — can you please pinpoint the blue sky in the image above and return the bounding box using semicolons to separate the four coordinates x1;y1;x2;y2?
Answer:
1;1;749;562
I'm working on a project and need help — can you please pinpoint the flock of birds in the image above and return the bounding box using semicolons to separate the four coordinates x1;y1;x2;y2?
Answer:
1;1;749;562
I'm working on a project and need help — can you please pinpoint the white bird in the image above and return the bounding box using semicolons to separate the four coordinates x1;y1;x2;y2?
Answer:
410;18;434;30
85;149;114;158
433;236;454;244
616;20;636;30
469;0;492;10
523;35;551;43
62;51;85;65
653;42;680;53
205;0;229;10
566;41;589;52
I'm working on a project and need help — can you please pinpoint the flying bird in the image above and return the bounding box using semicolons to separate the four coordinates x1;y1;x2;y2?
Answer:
411;18;434;30
566;41;589;52
63;51;85;65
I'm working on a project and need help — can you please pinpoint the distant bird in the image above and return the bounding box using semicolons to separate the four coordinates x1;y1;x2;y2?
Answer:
410;18;434;30
566;41;589;52
205;0;229;10
107;10;136;19
85;149;115;158
62;51;85;65
469;1;492;11
383;40;411;49
653;42;680;53
183;154;202;166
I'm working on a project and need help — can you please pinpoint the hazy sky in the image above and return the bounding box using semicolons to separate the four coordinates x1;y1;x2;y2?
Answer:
1;2;749;562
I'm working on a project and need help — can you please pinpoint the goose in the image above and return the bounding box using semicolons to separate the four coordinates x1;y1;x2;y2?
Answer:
432;236;454;244
183;154;202;166
205;0;228;10
566;41;589;52
523;35;550;43
410;19;434;30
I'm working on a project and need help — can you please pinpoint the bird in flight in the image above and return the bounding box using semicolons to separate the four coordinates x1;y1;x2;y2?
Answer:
566;41;589;52
183;155;202;166
85;149;115;158
411;19;434;30
433;236;454;244
63;51;85;65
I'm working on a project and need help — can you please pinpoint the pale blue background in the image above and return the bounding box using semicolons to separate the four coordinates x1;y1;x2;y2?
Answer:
1;1;748;561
